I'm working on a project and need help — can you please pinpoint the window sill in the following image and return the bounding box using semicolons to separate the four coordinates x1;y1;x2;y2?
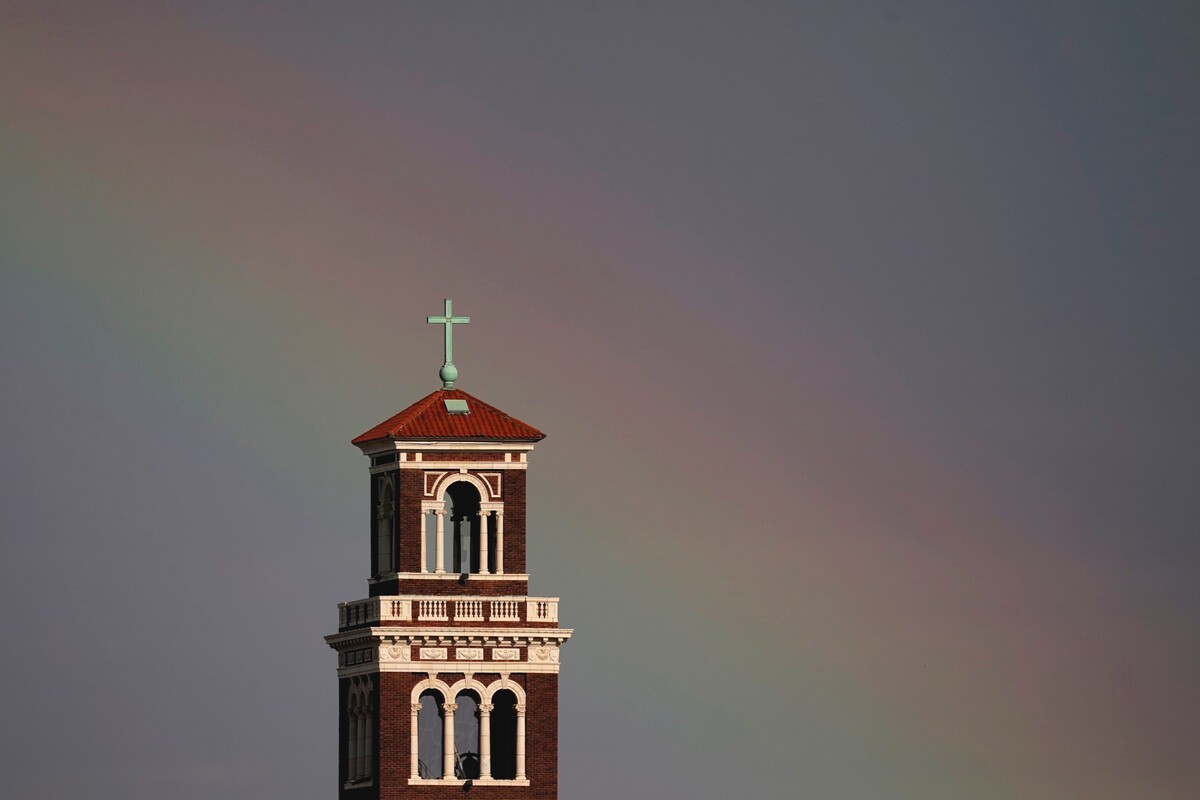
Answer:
370;572;530;583
408;778;530;787
343;779;374;789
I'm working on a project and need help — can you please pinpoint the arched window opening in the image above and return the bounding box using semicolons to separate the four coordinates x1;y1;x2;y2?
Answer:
454;691;481;779
347;677;374;784
490;689;518;780
443;482;482;574
347;690;359;782
376;480;394;575
417;690;444;779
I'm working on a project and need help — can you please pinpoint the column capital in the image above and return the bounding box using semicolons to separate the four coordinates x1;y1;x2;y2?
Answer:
442;702;458;714
411;703;423;714
479;703;494;713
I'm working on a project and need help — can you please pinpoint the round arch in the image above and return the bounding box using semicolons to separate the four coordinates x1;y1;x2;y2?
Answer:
446;675;490;701
481;677;527;706
410;676;453;704
431;471;491;502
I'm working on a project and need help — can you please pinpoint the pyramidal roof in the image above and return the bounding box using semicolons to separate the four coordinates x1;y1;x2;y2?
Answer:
352;388;545;446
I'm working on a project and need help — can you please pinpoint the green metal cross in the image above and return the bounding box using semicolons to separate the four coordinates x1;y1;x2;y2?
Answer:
427;298;470;389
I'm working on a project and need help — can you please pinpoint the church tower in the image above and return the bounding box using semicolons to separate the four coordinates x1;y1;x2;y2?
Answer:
326;300;572;799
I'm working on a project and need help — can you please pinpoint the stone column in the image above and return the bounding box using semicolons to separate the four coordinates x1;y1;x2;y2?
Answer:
435;510;446;574
478;702;494;779
495;510;504;575
442;702;458;779
410;703;422;779
515;702;526;780
478;510;490;575
420;510;429;573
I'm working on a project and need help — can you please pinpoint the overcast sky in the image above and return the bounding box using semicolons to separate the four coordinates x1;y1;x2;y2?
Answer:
2;2;1198;798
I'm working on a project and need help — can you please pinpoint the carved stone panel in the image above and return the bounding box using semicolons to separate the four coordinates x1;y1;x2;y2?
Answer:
456;647;483;661
419;647;448;660
380;643;411;662
492;648;521;661
528;645;559;664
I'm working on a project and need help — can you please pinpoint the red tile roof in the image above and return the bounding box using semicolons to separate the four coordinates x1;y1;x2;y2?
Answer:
352;388;546;446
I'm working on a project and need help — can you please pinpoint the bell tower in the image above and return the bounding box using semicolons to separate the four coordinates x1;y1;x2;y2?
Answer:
326;300;572;799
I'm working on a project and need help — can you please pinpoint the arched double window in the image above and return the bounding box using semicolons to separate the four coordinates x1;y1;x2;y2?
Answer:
346;676;374;784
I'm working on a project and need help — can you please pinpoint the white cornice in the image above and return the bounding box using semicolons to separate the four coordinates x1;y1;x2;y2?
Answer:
370;461;527;474
358;441;537;456
367;573;530;584
328;627;573;677
326;627;573;647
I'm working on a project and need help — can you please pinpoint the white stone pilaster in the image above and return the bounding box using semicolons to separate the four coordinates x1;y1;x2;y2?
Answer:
442;702;457;779
479;511;490;575
435;510;446;574
516;702;526;780
479;702;494;779
495;510;504;575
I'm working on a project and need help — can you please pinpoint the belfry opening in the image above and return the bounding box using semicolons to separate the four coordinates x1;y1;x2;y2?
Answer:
443;481;483;575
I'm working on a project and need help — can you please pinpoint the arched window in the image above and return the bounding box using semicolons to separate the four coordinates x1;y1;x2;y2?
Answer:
443;482;482;574
376;479;394;575
454;691;481;779
417;690;444;779
346;677;374;784
490;689;518;779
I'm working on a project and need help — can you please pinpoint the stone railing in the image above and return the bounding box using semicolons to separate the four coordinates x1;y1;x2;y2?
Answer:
339;596;559;629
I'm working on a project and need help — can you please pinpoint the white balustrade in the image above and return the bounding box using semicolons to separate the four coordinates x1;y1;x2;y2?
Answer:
455;599;485;621
527;598;558;622
490;600;522;621
341;596;560;628
417;598;448;621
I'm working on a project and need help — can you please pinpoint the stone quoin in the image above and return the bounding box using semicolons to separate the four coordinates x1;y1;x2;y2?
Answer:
326;299;572;799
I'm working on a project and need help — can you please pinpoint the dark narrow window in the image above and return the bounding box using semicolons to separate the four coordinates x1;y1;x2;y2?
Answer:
377;480;394;575
454;691;481;779
418;691;443;779
491;690;518;780
443;482;482;573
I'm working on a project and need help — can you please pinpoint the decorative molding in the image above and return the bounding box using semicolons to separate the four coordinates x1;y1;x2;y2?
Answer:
478;472;502;498
409;779;530;788
528;644;559;664
423;471;450;497
456;647;483;661
429;470;492;502
380;644;411;662
359;441;536;454
393;461;528;473
328;626;572;676
370;573;529;583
